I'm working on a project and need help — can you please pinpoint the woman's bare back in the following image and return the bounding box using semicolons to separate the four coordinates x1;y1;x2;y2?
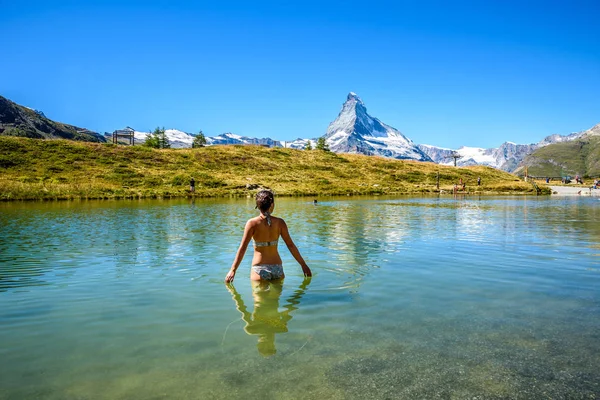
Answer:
250;215;283;266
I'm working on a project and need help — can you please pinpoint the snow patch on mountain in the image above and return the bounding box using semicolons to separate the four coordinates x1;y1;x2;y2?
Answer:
206;132;281;147
455;147;497;165
132;129;194;148
286;138;316;149
419;144;452;151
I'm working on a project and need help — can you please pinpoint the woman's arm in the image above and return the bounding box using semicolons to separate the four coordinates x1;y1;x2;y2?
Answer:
280;219;312;277
225;220;254;282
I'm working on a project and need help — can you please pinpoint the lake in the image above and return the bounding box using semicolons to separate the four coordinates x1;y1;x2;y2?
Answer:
1;196;599;399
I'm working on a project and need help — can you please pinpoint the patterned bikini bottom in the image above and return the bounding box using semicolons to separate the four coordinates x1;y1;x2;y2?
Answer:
251;264;284;280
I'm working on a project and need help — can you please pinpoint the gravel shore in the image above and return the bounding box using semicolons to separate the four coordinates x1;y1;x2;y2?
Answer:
549;185;600;196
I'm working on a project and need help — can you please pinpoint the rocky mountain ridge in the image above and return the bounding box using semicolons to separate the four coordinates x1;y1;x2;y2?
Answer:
0;95;106;142
514;129;600;177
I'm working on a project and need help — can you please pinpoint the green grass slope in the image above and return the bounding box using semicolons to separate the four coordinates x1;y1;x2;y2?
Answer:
515;136;600;178
0;137;540;200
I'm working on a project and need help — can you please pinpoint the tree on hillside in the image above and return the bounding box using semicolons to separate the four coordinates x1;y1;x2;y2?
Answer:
192;130;207;148
305;140;312;150
316;137;330;151
145;127;170;149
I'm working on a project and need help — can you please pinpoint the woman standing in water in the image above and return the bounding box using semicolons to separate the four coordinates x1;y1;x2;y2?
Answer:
225;190;312;282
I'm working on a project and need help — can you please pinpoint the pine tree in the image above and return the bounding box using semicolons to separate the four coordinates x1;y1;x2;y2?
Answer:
145;127;170;149
192;130;207;148
316;137;329;151
305;140;312;150
144;128;160;148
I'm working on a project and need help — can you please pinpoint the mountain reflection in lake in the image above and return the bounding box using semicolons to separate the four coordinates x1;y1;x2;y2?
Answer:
0;196;599;399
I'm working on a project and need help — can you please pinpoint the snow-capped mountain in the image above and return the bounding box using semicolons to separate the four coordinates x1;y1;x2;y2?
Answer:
111;128;289;148
417;143;537;171
286;138;317;149
418;124;596;172
205;132;281;147
323;93;432;161
121;128;195;148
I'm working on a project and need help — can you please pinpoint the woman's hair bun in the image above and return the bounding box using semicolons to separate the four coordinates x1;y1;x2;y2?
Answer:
255;189;274;212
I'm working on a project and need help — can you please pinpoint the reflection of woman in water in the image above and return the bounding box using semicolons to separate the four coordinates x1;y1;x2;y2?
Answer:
226;278;311;356
225;189;312;283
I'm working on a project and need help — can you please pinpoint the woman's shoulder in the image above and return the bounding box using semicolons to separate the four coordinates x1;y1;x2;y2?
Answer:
246;216;262;225
272;216;287;226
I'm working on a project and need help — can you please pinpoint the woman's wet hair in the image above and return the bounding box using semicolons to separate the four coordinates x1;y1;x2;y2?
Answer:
255;190;274;212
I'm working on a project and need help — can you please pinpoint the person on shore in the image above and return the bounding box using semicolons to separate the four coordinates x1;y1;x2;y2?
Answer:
225;189;312;283
190;177;195;193
477;176;481;186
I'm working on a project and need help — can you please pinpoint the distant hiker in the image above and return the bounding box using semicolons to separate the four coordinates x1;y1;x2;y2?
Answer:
313;199;318;204
225;189;311;283
546;177;550;184
477;177;481;186
190;177;195;193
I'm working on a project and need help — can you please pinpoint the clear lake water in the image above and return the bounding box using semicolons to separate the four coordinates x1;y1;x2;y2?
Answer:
1;195;599;399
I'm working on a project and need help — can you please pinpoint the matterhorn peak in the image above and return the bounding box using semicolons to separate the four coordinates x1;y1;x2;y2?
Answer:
346;92;364;103
343;92;366;111
323;93;432;161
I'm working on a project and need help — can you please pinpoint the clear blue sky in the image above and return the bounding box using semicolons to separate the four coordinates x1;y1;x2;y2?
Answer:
1;0;599;149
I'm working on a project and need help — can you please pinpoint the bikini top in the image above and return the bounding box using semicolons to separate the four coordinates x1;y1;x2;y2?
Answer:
254;211;277;247
254;239;278;248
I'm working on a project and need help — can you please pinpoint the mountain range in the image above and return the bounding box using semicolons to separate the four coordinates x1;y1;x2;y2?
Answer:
1;93;596;174
514;124;600;177
417;126;595;172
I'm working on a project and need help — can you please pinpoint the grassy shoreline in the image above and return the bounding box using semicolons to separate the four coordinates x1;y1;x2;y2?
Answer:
0;137;548;201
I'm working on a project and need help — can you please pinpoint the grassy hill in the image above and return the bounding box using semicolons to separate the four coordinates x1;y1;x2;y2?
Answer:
0;95;106;142
514;136;600;178
0;137;542;200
